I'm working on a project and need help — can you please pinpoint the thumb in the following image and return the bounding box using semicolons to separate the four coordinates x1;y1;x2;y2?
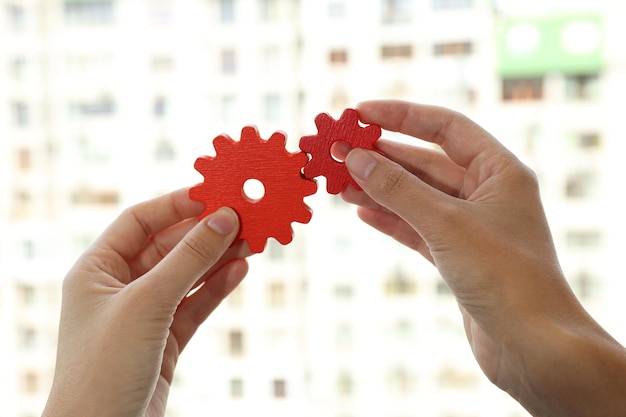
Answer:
146;207;240;300
345;148;452;237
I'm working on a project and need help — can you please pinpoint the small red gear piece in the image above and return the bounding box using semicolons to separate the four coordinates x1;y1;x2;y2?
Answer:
299;108;382;194
189;126;317;253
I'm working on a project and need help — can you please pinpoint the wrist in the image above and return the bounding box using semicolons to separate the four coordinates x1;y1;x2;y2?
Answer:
504;309;626;417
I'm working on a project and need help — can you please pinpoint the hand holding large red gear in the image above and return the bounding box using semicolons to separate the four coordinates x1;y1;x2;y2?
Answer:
189;126;317;253
299;108;382;194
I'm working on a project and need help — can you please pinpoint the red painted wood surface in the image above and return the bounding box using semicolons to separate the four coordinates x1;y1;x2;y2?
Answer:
299;108;382;194
190;126;317;253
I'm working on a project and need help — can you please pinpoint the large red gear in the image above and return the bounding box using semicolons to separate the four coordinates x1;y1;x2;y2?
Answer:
299;108;382;194
189;126;317;253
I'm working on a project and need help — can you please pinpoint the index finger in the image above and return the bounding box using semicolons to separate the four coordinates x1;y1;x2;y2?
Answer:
357;100;506;169
95;187;205;261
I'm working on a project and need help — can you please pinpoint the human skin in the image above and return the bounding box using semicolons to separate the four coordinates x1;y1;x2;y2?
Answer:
342;100;626;417
42;188;249;417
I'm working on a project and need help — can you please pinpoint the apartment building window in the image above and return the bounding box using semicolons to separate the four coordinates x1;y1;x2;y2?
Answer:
571;271;600;300
69;96;115;117
151;55;174;73
268;282;286;308
438;367;479;389
17;283;36;305
436;280;452;296
387;366;414;394
565;171;597;199
566;230;602;250
333;284;354;300
574;132;602;150
64;0;114;26
228;284;244;307
21;371;39;394
230;378;244;398
259;0;279;22
153;96;168;118
154;140;176;162
382;0;411;24
221;49;236;74
218;0;235;22
19;326;37;350
330;91;348;114
7;4;25;30
328;0;346;18
272;378;286;398
381;44;413;60
502;77;543;101
260;45;280;73
433;41;473;56
13;190;33;218
228;330;244;356
11;101;29;127
267;240;285;260
263;94;281;121
10;57;27;80
336;323;353;349
329;48;348;65
565;73;599;101
22;240;36;259
71;188;119;205
384;271;417;296
15;148;32;171
337;372;354;397
388;318;415;341
432;0;472;9
221;95;238;122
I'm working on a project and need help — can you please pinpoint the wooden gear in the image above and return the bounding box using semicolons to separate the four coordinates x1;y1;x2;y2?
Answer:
189;126;317;253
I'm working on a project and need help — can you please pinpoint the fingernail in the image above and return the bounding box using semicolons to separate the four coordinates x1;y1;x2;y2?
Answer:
206;208;237;235
346;149;377;181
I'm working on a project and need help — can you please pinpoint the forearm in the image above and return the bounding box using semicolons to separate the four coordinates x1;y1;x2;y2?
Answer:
509;313;626;417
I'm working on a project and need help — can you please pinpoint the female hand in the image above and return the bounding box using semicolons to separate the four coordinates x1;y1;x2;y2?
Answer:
342;100;626;417
43;187;249;417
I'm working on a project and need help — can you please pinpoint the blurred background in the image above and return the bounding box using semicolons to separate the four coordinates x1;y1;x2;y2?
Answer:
1;0;626;416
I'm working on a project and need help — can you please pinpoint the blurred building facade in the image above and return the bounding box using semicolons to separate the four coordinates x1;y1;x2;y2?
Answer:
1;1;625;417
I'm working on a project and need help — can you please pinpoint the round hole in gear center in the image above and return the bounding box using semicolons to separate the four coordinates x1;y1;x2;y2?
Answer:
242;178;266;202
330;140;352;163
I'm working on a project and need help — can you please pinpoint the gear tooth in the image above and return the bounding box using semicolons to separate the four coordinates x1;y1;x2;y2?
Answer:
194;156;214;171
299;134;316;153
189;183;203;200
293;205;313;224
241;125;262;144
314;112;334;132
212;134;235;154
339;108;358;124
246;237;268;254
364;124;382;142
274;228;294;246
326;177;346;195
268;131;287;148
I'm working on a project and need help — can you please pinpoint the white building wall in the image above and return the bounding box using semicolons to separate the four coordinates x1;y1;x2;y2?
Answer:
1;1;625;417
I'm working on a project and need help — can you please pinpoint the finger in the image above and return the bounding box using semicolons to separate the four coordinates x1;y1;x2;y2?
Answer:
345;148;457;240
341;184;388;211
376;139;466;198
356;206;433;263
145;207;240;300
128;218;197;279
96;187;205;261
128;222;252;281
357;100;508;169
170;259;248;355
186;240;251;293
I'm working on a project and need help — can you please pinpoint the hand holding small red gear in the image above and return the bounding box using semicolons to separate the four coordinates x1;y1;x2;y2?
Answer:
299;108;382;194
189;126;317;253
